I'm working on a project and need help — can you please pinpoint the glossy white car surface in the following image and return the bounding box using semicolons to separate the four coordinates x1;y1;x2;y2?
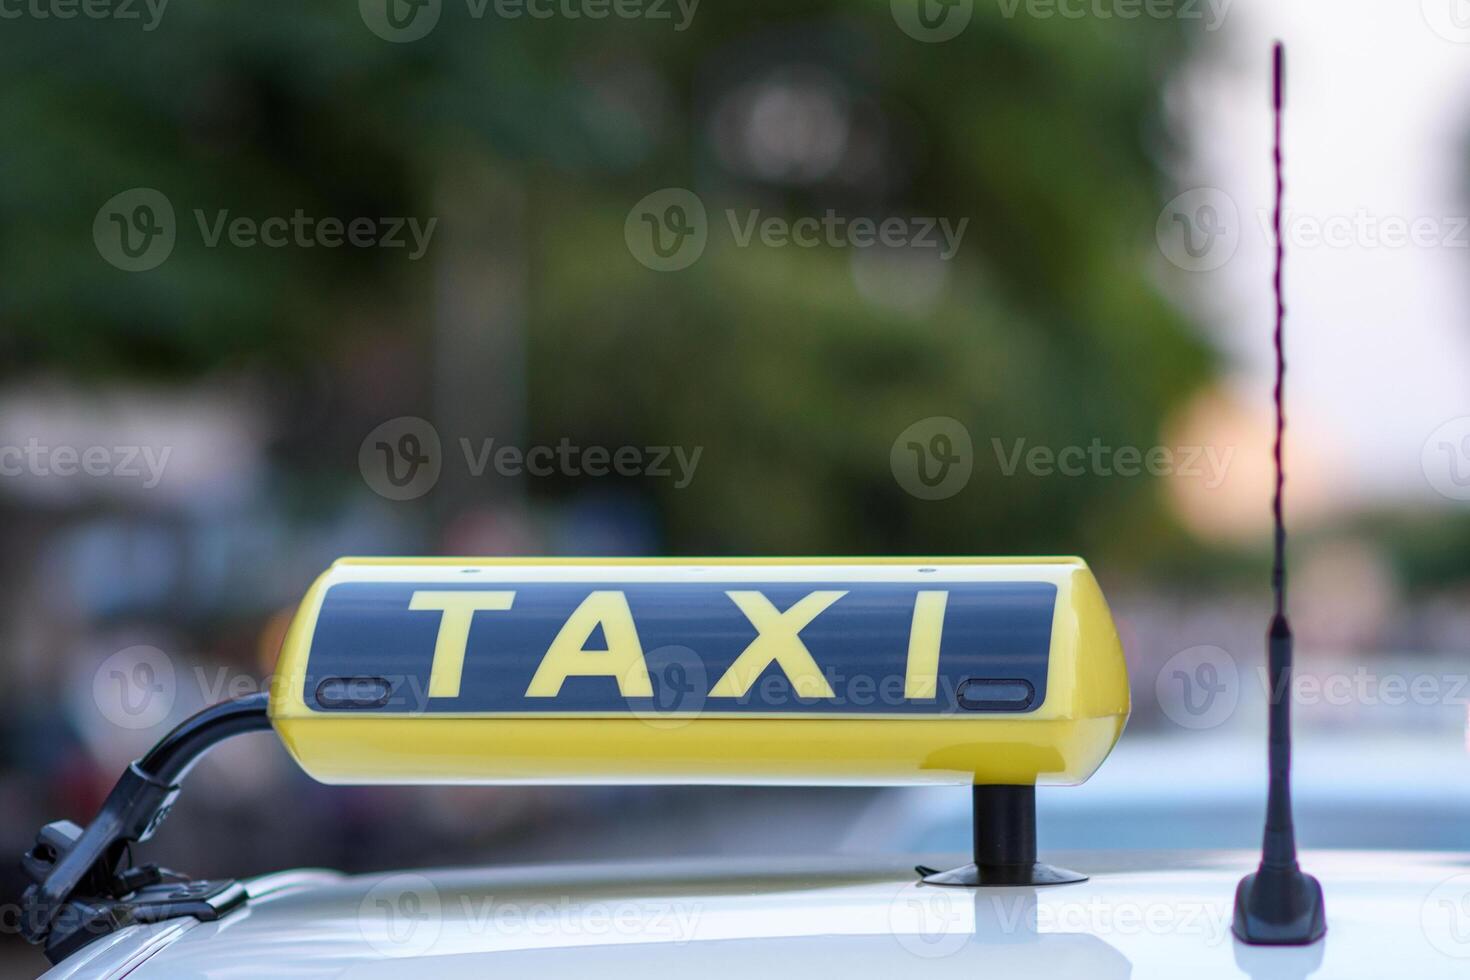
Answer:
847;734;1470;854
40;850;1470;978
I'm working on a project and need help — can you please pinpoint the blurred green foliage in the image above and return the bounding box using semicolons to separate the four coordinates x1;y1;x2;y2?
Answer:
0;0;1213;565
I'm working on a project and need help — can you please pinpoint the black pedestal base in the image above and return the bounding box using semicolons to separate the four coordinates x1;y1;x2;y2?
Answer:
918;862;1087;887
913;784;1087;888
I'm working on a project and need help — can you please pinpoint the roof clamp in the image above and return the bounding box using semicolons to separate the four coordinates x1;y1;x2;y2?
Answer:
19;694;271;964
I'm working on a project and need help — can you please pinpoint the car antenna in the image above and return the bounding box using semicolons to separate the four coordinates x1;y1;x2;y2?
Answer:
1231;40;1327;946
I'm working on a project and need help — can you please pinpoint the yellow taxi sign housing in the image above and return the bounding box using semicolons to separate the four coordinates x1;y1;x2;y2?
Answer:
270;558;1129;786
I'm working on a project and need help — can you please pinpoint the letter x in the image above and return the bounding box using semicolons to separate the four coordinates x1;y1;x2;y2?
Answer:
708;590;845;699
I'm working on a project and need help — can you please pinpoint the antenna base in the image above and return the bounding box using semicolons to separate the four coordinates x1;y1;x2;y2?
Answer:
1232;865;1326;945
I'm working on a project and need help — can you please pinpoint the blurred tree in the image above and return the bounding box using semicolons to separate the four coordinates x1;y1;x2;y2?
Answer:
0;0;1213;566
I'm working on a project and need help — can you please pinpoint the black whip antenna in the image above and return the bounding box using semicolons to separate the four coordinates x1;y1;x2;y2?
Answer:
1231;40;1327;946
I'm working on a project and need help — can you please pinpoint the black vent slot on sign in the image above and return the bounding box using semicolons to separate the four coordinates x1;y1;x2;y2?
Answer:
956;678;1035;711
316;676;393;709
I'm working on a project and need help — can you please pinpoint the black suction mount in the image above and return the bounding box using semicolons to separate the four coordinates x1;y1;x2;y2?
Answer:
19;693;272;963
916;785;1085;887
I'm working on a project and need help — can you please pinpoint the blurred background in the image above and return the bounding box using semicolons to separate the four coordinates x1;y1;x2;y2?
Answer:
3;0;1470;973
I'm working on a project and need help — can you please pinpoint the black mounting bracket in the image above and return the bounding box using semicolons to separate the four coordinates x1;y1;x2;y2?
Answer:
916;785;1086;887
19;694;271;963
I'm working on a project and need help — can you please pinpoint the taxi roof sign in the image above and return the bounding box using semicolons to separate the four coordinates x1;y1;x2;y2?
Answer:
270;557;1130;786
21;556;1130;960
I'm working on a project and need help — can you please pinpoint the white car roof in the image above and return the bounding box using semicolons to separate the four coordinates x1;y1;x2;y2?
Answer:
41;850;1470;978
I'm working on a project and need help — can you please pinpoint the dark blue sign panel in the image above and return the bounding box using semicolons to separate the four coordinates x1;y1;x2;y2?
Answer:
303;581;1056;715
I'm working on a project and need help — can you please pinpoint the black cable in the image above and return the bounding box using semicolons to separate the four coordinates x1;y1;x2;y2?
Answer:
138;692;272;785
